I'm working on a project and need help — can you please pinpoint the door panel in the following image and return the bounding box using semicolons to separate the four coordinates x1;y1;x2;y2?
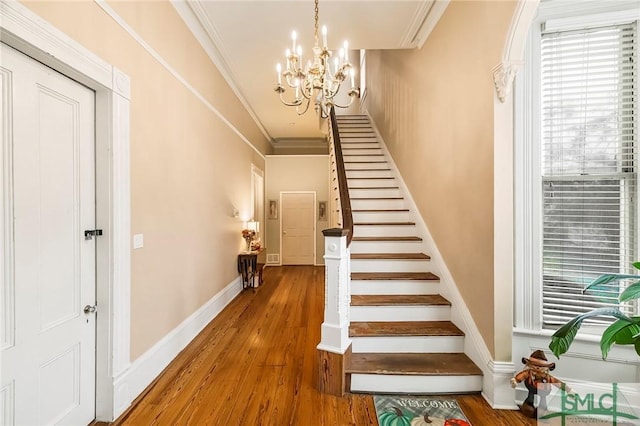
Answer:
281;192;315;265
1;44;96;425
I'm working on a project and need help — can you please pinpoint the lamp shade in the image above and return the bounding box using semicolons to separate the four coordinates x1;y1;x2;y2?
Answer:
247;221;259;233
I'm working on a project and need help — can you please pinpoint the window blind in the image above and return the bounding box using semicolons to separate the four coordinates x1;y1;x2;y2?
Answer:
541;22;637;327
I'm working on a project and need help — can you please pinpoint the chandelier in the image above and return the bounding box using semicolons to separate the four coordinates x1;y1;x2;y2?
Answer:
274;0;359;117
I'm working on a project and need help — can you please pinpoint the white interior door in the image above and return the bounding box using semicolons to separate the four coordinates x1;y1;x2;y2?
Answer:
1;44;97;425
281;192;315;265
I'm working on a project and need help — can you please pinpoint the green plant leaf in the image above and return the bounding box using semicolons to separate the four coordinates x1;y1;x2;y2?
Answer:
619;282;640;302
549;307;632;358
600;319;640;359
635;338;640;357
585;274;640;292
633;262;640;271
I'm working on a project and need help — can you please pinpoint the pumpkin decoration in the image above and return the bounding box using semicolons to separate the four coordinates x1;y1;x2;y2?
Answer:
379;407;413;426
411;412;446;426
444;419;471;426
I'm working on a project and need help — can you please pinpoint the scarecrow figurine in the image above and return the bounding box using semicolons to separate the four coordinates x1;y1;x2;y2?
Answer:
510;350;570;418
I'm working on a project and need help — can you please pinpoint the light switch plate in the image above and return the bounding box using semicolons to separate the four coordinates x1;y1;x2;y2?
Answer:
133;233;144;249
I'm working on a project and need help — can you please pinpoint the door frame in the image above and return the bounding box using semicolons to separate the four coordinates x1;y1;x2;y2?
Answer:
1;2;131;421
279;191;316;265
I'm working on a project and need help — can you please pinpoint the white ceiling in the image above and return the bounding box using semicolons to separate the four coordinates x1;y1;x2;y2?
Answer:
178;1;447;146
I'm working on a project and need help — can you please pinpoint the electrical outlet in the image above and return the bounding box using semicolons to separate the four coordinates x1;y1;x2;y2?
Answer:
133;233;144;249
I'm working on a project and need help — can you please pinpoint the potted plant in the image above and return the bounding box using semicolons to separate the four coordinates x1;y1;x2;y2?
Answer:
549;262;640;360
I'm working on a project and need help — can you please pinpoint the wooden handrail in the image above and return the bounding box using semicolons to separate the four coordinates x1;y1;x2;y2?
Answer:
329;107;354;246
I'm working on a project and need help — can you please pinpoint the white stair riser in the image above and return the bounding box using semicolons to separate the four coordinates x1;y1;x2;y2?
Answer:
345;163;389;170
349;374;483;394
351;280;440;295
341;149;384;156
349;188;401;198
350;199;406;210
344;155;387;162
351;259;430;273
339;132;376;138
347;169;394;178
340;142;380;149
350;305;450;322
353;225;417;238
350;336;464;353
352;211;412;222
348;179;397;188
350;240;424;253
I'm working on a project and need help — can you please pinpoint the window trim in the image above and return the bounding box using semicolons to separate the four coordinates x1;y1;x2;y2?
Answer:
514;0;640;334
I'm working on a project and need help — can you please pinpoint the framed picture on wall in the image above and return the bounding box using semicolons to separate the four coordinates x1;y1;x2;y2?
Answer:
318;201;327;221
268;199;278;220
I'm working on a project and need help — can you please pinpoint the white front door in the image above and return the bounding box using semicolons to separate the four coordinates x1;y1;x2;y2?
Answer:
281;192;315;265
1;44;97;425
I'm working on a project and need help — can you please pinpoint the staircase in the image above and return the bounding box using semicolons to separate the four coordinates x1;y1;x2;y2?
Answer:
335;115;483;394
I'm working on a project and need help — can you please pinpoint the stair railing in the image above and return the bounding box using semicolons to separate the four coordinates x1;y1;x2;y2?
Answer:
317;107;353;396
328;107;353;245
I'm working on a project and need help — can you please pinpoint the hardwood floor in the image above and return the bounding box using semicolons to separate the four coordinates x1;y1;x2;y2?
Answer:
113;266;534;426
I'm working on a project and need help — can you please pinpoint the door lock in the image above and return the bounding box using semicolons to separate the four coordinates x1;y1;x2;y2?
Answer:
83;305;97;314
84;229;103;240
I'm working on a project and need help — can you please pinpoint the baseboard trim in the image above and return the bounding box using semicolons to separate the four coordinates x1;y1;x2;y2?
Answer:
112;275;243;418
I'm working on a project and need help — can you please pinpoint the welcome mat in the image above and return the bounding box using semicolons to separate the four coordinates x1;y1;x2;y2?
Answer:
374;395;472;425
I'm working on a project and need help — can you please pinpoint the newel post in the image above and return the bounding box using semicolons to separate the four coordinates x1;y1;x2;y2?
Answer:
317;228;352;396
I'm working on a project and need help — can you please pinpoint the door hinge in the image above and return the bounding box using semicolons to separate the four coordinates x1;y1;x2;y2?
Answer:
84;229;103;240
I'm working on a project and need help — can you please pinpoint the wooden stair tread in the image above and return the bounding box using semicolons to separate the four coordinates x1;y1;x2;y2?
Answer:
349;186;399;189
354;222;416;226
350;253;431;260
352;236;422;242
346;169;391;172
352;208;409;212
346;353;482;376
344;161;388;164
342;147;381;150
351;294;448;306
347;177;395;180
349;321;464;337
351;197;403;200
351;272;439;281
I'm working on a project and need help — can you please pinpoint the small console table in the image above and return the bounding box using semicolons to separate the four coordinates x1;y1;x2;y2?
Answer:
237;249;264;290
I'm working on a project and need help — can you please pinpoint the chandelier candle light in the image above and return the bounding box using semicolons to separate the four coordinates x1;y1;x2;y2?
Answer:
275;0;359;116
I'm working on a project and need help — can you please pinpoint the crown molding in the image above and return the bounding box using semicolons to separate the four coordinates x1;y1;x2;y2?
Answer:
400;0;450;49
170;0;274;147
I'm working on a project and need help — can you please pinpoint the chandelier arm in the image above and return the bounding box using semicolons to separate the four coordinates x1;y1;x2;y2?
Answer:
331;89;360;109
277;90;304;107
296;96;312;115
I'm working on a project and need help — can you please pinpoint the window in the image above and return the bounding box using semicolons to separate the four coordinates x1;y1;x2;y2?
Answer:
540;20;638;327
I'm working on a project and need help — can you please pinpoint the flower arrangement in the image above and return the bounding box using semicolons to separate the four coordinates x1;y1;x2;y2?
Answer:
241;228;256;252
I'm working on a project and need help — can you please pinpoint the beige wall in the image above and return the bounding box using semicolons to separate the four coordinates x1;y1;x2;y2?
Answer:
265;155;330;265
365;0;517;357
22;1;271;360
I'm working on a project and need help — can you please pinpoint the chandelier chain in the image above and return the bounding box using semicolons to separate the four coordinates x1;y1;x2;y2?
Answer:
314;0;319;45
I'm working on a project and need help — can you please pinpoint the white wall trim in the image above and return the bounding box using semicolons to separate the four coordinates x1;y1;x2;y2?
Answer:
112;276;243;416
93;0;266;161
0;0;131;421
364;112;496;400
400;0;450;49
482;361;518;410
170;0;273;147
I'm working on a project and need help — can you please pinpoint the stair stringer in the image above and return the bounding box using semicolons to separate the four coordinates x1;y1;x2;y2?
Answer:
363;112;516;408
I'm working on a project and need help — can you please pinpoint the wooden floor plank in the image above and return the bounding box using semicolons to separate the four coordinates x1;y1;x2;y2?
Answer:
113;266;535;425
